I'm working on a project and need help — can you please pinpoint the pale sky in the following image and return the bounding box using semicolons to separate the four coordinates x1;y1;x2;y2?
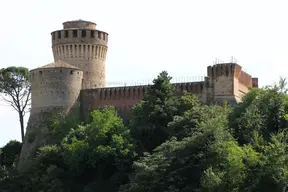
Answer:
0;0;287;146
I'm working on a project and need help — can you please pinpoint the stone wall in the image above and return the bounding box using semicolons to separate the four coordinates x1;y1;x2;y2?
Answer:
51;25;108;89
30;66;83;114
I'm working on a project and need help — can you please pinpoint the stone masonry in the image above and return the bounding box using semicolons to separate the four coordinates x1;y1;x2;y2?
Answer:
18;19;258;172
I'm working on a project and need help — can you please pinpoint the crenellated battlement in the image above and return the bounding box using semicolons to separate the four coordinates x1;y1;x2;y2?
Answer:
82;81;205;103
174;82;204;93
50;20;108;89
83;85;146;103
51;29;108;46
207;63;243;79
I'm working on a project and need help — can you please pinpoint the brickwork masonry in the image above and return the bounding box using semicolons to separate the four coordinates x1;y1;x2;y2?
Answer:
81;63;258;121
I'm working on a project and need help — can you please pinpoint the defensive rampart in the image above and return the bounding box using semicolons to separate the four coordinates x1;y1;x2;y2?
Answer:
81;63;258;121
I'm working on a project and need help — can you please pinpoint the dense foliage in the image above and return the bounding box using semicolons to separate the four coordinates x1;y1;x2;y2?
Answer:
1;71;288;192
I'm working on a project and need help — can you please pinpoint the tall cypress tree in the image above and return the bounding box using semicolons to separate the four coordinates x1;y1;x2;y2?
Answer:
130;71;179;153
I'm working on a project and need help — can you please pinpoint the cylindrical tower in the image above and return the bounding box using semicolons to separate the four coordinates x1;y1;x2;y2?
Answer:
29;60;83;114
18;60;83;172
51;19;108;89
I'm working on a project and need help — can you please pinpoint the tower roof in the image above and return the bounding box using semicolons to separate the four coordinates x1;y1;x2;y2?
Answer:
31;60;82;71
63;19;96;26
62;19;97;30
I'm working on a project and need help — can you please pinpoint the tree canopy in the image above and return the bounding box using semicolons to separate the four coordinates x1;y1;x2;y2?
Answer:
0;66;31;141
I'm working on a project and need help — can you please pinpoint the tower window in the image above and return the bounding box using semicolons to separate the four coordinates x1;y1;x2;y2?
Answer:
98;31;101;39
91;30;95;38
39;71;43;75
52;33;55;40
73;30;77;37
58;31;61;39
65;30;69;38
70;70;73;75
82;30;86;37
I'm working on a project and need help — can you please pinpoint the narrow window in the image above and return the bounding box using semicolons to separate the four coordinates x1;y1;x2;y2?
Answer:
73;30;77;37
70;70;73;75
70;45;73;56
75;45;77;57
39;71;43;75
65;30;69;38
58;31;61;39
91;30;95;38
82;30;86;37
52;33;55;40
98;31;101;39
92;46;94;57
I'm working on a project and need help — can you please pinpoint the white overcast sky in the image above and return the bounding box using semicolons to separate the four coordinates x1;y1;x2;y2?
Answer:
0;0;287;146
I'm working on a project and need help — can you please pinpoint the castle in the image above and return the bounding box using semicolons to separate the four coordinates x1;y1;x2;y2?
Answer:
18;19;258;171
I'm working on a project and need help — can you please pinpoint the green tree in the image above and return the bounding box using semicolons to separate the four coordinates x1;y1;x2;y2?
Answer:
238;131;288;192
0;66;31;141
229;79;288;145
60;107;136;191
16;107;136;192
0;140;22;168
120;111;232;192
130;71;179;153
0;107;136;192
201;141;260;192
168;93;229;139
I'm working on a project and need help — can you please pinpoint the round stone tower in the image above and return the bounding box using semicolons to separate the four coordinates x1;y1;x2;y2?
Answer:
51;19;108;89
18;60;83;172
29;60;83;114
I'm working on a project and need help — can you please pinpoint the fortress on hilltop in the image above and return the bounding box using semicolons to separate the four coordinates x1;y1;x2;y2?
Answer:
18;19;258;172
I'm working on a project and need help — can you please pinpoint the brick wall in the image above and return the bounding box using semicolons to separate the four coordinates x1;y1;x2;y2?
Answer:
80;63;258;121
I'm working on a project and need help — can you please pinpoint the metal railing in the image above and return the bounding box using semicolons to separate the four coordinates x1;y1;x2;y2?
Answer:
105;76;205;87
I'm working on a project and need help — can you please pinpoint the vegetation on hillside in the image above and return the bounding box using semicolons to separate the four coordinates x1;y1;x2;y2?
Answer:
1;71;288;192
